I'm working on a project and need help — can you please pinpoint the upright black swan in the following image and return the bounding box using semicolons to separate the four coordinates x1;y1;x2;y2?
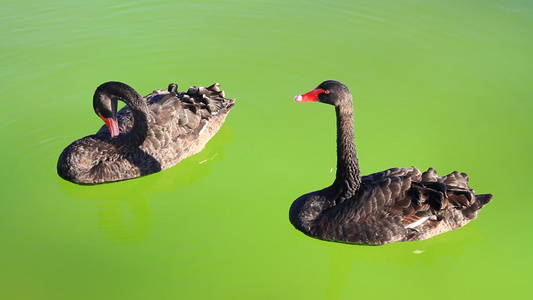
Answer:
57;81;234;184
290;80;492;245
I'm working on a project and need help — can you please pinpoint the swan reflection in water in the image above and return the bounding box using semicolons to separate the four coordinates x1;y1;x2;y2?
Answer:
57;124;233;244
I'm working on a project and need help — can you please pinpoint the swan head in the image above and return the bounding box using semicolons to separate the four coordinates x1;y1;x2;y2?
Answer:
294;80;352;107
93;82;121;138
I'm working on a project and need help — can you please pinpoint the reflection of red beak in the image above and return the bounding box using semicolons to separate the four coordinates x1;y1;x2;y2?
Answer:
294;88;327;102
98;113;120;138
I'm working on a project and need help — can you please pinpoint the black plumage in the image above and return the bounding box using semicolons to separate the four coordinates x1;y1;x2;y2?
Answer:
290;80;491;245
57;81;234;184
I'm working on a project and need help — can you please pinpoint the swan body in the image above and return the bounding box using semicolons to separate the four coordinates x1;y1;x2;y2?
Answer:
57;81;234;184
290;80;492;245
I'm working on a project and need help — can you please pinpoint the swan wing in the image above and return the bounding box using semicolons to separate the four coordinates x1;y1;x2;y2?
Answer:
359;167;491;229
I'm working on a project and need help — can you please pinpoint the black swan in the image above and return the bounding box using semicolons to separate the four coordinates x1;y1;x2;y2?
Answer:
290;80;492;245
57;81;234;184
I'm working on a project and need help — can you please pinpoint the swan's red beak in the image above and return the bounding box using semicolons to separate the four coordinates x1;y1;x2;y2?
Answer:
294;88;327;102
98;113;120;138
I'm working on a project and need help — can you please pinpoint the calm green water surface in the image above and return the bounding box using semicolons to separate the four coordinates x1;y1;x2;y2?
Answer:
1;0;531;299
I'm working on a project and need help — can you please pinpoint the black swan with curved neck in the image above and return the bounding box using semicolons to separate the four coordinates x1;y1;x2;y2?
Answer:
290;80;492;245
57;81;234;184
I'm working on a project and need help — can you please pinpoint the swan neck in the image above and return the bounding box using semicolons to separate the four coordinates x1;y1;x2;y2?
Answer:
125;95;148;148
334;103;361;196
99;83;148;148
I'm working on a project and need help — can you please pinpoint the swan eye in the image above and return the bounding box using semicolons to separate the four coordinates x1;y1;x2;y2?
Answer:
324;90;330;94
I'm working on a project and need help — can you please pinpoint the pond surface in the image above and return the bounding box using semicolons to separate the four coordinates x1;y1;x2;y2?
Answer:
1;0;531;299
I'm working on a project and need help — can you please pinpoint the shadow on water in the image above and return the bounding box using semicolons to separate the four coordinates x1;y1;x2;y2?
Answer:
322;223;489;299
56;125;234;244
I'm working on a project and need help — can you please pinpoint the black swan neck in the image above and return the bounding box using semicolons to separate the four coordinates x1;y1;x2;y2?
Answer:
96;82;148;148
333;102;361;197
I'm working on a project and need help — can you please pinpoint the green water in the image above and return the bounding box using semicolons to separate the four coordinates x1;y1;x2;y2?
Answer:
1;0;531;299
